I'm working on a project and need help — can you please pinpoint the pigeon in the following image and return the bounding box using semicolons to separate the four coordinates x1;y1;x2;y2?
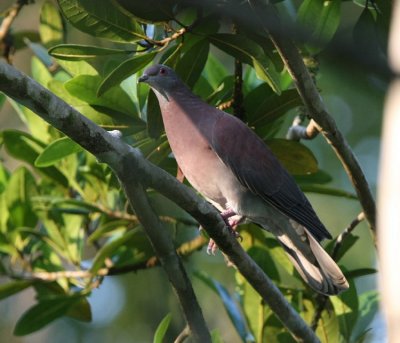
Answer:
139;64;349;295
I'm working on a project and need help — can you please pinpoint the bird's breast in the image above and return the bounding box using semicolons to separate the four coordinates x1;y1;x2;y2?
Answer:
161;103;243;209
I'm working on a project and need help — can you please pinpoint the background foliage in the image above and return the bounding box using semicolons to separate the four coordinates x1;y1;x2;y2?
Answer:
0;0;386;342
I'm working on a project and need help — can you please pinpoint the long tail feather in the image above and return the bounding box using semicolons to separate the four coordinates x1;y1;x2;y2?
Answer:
277;229;349;295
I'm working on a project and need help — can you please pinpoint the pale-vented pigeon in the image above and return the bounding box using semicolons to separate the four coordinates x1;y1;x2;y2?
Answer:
139;64;349;295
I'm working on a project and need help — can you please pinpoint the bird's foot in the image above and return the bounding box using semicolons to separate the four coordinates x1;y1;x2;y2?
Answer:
206;210;244;255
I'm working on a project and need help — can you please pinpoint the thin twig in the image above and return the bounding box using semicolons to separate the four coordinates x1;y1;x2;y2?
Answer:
174;325;191;343
286;116;319;140
0;0;29;63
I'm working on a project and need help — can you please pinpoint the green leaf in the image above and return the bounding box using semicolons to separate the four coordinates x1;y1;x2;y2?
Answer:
1;130;68;187
153;313;172;343
330;277;359;341
345;268;377;279
0;163;9;194
195;271;253;342
58;0;145;43
98;52;157;96
49;44;130;60
266;139;318;175
5;167;38;228
175;40;209;89
35;137;83;167
294;169;332;185
325;234;359;261
146;90;164;139
209;34;281;94
90;229;138;274
245;86;302;131
247;246;280;281
211;330;225;343
14;296;82;336
351;290;379;342
65;74;137;116
297;0;341;53
115;0;175;23
40;1;64;48
0;281;33;301
66;296;92;322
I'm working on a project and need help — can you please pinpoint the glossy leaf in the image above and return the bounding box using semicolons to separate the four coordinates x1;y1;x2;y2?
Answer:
247;246;280;281
0;281;33;301
153;313;172;343
298;0;341;53
1;130;68;187
58;0;145;43
209;34;281;94
97;52;157;96
195;271;252;342
40;1;64;47
65;74;137;116
35;137;83;167
266;139;318;175
14;296;82;336
49;44;130;60
115;0;175;23
175;39;209;88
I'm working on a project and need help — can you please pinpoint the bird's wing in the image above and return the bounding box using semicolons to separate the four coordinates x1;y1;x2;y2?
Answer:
210;113;331;241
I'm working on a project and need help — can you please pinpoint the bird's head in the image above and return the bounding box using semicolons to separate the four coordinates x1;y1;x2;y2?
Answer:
138;64;180;100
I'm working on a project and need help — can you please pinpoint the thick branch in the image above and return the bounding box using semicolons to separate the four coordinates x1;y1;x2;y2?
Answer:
269;33;376;242
0;61;319;343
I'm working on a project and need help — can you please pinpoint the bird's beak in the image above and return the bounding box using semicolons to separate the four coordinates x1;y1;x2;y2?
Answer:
138;74;149;83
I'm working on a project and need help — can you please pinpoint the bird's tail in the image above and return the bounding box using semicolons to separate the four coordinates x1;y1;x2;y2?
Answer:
276;229;349;295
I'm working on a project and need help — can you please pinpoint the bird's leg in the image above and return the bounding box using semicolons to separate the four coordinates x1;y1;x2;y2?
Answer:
207;208;244;255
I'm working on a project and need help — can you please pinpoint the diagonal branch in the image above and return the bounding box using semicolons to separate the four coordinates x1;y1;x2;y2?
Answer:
0;61;320;343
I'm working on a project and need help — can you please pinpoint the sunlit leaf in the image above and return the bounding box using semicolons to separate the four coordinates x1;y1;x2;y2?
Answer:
65;74;137;116
153;313;172;343
35;137;83;167
97;52;157;96
49;44;130;60
1;130;68;187
40;1;64;48
58;0;145;43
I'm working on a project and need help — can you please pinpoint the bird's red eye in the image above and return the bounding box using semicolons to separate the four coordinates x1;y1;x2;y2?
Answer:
159;67;166;75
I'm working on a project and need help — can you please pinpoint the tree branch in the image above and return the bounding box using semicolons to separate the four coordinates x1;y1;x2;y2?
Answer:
269;33;377;244
0;61;320;343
